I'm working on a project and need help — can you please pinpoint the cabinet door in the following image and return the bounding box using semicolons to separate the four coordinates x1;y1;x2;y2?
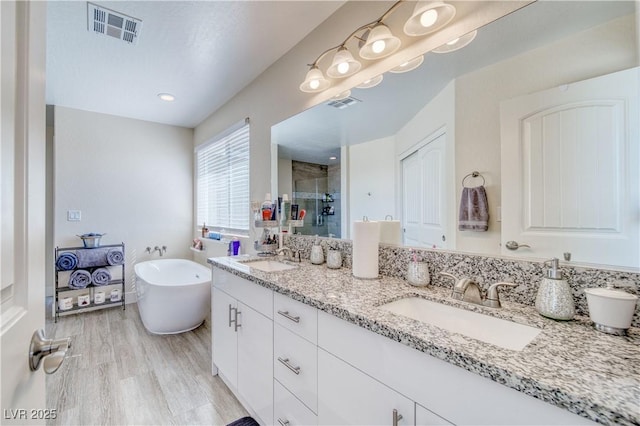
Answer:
212;287;238;389
318;349;414;426
416;403;453;426
237;302;274;425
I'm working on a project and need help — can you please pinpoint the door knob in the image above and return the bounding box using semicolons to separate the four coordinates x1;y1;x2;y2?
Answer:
29;329;71;374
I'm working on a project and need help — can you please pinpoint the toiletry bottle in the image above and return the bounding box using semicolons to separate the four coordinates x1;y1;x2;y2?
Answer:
280;194;291;226
535;258;575;320
261;193;272;221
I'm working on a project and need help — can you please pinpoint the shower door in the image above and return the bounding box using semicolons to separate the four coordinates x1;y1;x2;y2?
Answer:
292;177;329;237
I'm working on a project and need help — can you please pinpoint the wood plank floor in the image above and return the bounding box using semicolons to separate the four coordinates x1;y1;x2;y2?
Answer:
45;299;248;425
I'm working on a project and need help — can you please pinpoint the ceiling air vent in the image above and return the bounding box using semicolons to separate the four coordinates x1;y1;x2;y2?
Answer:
87;2;142;45
327;96;361;110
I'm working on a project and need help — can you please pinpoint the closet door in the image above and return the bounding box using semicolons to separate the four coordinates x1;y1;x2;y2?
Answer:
501;67;639;267
402;133;448;249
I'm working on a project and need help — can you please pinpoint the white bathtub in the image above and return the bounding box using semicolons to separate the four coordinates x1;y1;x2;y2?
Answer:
134;259;211;334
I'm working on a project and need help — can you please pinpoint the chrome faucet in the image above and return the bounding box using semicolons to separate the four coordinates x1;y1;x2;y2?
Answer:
277;246;301;262
153;246;167;256
440;272;516;308
441;272;483;304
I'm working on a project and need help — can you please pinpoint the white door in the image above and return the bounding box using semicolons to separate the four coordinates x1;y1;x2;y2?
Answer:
1;0;48;421
402;133;449;248
501;67;639;267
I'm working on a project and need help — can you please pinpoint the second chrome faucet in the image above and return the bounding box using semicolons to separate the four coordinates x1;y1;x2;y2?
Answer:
440;272;516;308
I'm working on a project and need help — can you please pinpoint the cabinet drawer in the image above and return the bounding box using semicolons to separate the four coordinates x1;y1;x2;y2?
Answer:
274;292;318;343
212;268;273;319
274;323;318;413
416;403;453;426
274;379;317;426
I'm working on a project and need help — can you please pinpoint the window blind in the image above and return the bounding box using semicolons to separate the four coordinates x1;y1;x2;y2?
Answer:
196;122;250;233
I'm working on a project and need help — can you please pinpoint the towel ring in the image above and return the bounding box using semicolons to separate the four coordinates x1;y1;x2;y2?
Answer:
462;171;485;188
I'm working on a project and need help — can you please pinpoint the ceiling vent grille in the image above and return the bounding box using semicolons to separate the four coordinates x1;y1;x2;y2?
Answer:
327;96;361;109
87;2;142;45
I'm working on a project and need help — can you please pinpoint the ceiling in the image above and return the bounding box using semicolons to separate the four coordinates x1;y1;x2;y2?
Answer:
272;1;636;165
45;1;344;128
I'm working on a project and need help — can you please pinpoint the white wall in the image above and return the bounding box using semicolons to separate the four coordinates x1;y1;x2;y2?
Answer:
454;13;637;255
348;136;396;234
53;106;193;300
194;1;521;249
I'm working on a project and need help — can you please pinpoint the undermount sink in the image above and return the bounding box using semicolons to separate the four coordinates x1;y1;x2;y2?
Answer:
379;297;541;351
242;259;298;272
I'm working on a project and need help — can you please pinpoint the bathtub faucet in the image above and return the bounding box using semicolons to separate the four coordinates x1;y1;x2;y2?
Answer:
153;246;167;256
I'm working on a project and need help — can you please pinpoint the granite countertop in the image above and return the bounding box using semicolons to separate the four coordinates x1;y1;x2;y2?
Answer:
208;255;640;425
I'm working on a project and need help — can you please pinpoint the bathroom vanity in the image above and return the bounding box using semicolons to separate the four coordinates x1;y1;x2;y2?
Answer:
209;256;639;426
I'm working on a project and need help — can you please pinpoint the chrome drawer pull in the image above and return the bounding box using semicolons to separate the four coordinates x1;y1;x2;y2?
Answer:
277;418;290;426
234;309;241;332
392;409;403;426
277;357;301;375
277;310;300;323
228;304;235;327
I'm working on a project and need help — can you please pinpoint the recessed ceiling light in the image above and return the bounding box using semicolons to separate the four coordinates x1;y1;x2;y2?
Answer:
158;93;175;102
329;156;337;160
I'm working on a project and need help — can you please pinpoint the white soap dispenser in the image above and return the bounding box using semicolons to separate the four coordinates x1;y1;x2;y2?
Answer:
535;258;575;320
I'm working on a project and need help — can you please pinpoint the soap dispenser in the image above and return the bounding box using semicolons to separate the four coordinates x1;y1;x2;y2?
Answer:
310;236;324;265
535;258;575;320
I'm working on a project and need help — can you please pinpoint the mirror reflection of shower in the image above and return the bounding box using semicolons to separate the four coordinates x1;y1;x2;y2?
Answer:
291;161;341;238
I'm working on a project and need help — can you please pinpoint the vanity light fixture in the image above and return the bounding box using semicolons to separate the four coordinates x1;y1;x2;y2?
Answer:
299;0;458;94
404;1;457;37
356;74;384;89
158;93;175;101
432;30;478;53
358;23;401;60
299;65;331;93
389;55;425;73
331;89;352;101
327;47;362;78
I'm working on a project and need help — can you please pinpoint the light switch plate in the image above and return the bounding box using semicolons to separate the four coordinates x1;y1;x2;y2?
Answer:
67;210;81;221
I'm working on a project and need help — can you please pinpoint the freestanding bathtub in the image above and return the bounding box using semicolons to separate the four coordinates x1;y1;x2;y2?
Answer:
134;259;211;334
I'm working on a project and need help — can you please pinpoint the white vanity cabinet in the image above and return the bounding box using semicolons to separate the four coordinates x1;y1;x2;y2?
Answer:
212;269;274;425
317;311;595;426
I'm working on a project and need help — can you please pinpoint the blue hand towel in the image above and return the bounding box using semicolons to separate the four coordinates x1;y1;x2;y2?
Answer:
458;186;489;232
106;248;124;265
91;268;111;286
76;248;109;268
56;252;78;271
68;270;92;289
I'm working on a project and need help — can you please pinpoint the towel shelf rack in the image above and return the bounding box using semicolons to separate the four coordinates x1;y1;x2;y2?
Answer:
462;171;486;188
54;242;125;322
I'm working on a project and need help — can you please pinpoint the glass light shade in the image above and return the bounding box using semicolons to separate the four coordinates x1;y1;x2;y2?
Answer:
404;1;456;36
389;55;425;73
356;74;383;89
359;24;401;60
299;66;330;93
327;48;362;78
432;30;478;53
331;90;352;101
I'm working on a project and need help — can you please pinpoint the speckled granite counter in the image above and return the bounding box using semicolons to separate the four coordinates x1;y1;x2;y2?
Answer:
208;256;640;425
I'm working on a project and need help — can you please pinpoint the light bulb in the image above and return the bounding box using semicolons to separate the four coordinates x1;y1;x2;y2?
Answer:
420;9;438;28
372;39;386;54
337;62;349;74
447;37;460;46
310;79;320;90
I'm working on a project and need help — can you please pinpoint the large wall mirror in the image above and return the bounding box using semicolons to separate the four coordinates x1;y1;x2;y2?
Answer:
271;1;638;269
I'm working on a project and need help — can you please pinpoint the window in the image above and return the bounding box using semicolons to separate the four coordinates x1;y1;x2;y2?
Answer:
196;121;250;234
